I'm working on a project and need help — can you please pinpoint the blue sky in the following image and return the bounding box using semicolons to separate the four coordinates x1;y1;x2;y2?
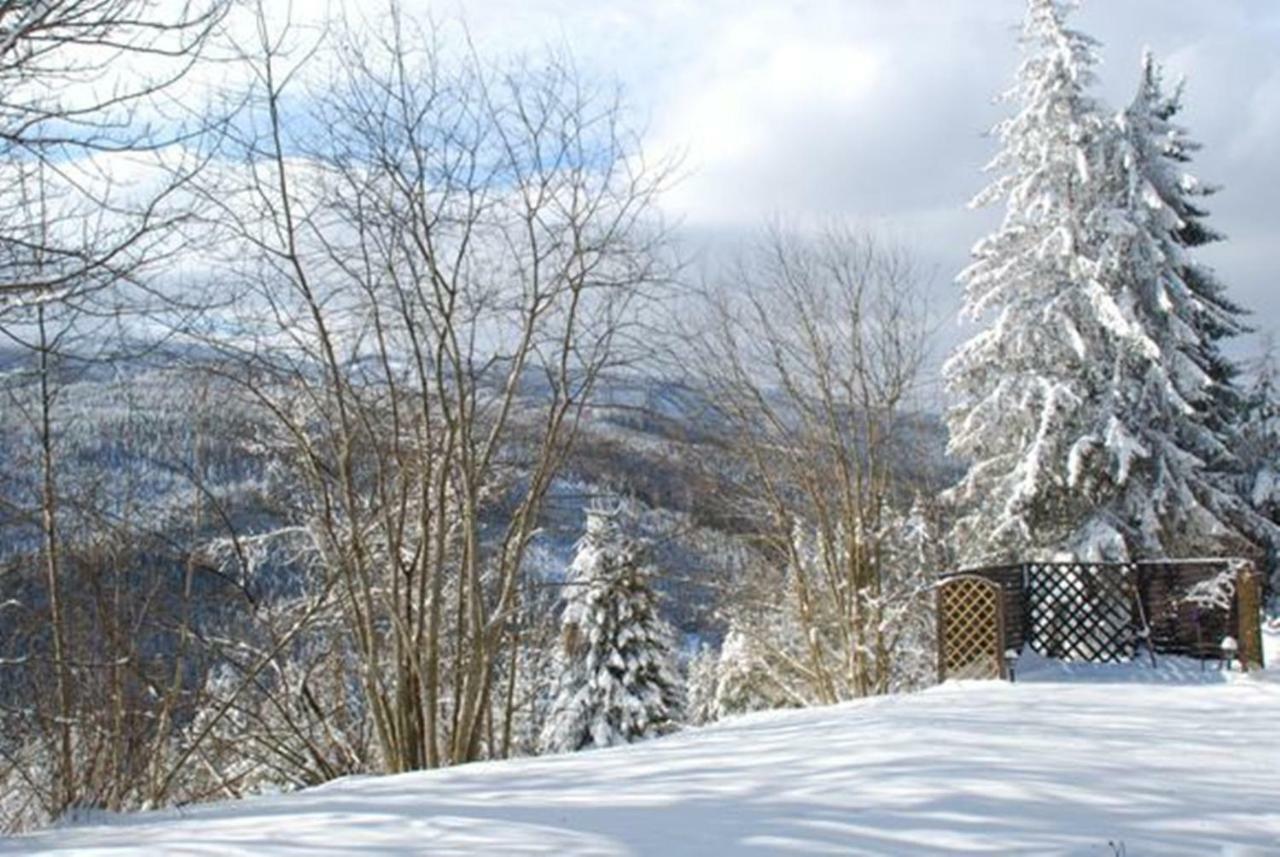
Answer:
278;0;1280;373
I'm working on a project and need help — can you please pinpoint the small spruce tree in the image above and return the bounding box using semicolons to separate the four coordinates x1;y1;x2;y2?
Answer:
876;498;943;691
540;510;682;754
683;644;720;727
1239;342;1280;604
712;625;787;718
1241;343;1280;521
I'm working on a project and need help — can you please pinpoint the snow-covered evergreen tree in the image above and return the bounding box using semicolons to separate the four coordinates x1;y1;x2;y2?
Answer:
1241;343;1280;521
1126;57;1279;593
1125;51;1248;432
1081;46;1263;558
683;644;720;727
540;510;682;754
1117;51;1262;518
1239;342;1280;604
708;501;942;710
711;626;785;718
874;498;942;691
945;0;1262;563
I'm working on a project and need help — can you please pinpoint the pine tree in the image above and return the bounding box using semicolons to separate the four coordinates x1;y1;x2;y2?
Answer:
540;511;682;754
1126;51;1248;428
711;626;783;718
1120;52;1274;550
945;0;1122;562
1239;342;1280;603
683;644;720;727
945;0;1263;563
1102;50;1265;556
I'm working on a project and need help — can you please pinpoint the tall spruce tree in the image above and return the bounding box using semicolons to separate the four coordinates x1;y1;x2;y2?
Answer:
1126;51;1248;430
945;0;1117;562
540;511;681;754
945;0;1262;564
1109;50;1267;554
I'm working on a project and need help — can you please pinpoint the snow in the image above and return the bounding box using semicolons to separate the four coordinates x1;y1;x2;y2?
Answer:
8;664;1280;855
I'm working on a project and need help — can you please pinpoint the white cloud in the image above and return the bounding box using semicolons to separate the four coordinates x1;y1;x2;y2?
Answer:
96;0;1280;355
404;0;1280;350
651;10;884;223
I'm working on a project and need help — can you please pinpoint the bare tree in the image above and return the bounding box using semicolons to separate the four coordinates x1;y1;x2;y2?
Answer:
688;223;939;702
0;0;229;303
0;1;235;826
180;1;674;782
0;298;251;828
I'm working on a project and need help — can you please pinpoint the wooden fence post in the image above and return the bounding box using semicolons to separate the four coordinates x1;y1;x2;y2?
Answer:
936;584;946;684
1236;563;1265;672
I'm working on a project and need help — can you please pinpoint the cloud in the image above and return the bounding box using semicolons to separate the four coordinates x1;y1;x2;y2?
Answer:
253;0;1280;356
650;10;885;223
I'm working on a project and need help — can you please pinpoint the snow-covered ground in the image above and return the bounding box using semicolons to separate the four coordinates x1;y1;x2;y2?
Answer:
7;653;1280;856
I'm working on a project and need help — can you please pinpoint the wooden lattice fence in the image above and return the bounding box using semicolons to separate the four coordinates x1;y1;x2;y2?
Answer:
937;559;1266;681
937;575;1007;680
1025;563;1140;663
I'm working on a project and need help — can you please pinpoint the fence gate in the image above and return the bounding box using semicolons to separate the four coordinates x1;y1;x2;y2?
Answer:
937;575;1007;680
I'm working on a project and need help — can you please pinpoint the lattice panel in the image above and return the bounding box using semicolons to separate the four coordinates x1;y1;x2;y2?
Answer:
1026;564;1138;663
938;576;1004;680
1140;561;1229;659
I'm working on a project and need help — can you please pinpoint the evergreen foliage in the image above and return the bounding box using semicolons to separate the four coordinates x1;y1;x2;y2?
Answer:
711;626;788;719
945;0;1264;563
540;511;682;753
683;645;720;727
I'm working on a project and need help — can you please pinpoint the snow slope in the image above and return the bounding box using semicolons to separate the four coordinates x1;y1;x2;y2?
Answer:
7;661;1279;856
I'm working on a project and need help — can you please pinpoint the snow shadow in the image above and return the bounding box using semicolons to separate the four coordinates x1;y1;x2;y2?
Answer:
1013;652;1232;685
6;678;1279;855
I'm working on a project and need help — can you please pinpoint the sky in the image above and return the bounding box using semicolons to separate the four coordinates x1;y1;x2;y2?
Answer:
416;0;1280;379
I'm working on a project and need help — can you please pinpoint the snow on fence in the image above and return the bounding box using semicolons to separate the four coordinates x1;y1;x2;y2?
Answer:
936;560;1265;681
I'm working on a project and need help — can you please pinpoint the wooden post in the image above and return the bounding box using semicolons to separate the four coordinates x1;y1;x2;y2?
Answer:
935;584;946;684
996;589;1009;681
1236;563;1265;672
